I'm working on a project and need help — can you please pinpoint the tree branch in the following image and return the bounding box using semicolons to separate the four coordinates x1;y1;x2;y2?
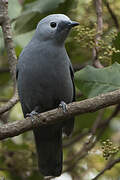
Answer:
0;90;19;115
0;0;17;86
63;133;97;172
0;0;19;121
64;110;104;170
98;104;120;130
93;0;104;68
63;130;89;148
91;109;104;135
0;89;120;140
104;1;119;31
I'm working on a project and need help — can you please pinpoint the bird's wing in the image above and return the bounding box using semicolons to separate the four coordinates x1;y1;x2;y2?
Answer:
69;61;76;102
16;64;19;80
63;60;75;136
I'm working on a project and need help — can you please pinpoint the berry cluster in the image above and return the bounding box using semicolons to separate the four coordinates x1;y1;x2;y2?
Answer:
74;25;119;65
101;139;120;160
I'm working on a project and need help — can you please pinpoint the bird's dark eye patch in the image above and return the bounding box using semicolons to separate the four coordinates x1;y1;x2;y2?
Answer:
50;22;57;28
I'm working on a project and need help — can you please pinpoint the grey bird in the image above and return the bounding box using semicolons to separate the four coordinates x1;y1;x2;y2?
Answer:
16;14;79;177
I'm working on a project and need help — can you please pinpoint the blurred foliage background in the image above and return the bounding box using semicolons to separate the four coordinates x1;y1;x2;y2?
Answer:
1;0;120;179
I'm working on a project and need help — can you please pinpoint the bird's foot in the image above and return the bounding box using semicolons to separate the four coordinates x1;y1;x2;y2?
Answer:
26;110;39;128
26;110;38;118
59;101;68;113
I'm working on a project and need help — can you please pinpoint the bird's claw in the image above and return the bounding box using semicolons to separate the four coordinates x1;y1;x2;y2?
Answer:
59;101;67;113
26;110;39;128
26;110;38;117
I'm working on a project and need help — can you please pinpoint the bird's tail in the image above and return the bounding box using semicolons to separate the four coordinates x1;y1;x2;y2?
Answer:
33;125;62;177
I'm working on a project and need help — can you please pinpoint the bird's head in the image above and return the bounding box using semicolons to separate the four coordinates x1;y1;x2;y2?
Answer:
35;14;79;44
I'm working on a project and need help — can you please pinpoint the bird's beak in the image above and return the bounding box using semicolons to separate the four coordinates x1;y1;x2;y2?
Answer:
71;21;79;27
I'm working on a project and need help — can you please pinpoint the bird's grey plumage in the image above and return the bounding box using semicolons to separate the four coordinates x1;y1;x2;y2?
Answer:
17;14;78;177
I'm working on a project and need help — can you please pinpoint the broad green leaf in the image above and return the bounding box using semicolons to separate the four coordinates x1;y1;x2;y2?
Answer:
23;0;65;14
14;0;66;34
75;62;120;98
14;12;42;35
14;0;77;34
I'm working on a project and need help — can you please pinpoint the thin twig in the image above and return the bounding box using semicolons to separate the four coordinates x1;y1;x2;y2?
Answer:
93;0;104;68
0;0;17;87
0;90;19;115
91;109;104;135
98;104;120;130
92;157;120;180
104;1;119;31
88;105;120;179
64;105;120;172
64;134;97;172
63;110;104;170
0;0;18;122
63;130;89;148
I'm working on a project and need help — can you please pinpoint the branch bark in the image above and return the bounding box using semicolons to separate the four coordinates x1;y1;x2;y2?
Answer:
0;89;120;140
0;0;17;87
0;91;19;115
0;0;19;120
104;1;119;31
93;0;104;68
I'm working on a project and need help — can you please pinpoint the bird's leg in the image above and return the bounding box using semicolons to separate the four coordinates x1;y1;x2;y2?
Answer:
26;106;39;117
59;101;68;113
26;107;39;128
26;110;38;117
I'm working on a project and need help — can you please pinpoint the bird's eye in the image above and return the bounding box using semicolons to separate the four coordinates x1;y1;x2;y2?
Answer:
50;22;57;28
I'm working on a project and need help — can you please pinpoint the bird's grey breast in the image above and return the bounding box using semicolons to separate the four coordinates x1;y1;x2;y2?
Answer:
17;40;73;113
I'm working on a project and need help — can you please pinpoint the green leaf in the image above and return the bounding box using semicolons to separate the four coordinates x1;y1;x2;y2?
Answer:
75;62;120;98
14;12;42;35
14;0;66;34
23;0;65;14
